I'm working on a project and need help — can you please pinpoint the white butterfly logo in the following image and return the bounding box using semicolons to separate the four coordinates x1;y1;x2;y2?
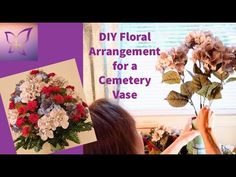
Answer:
5;27;33;56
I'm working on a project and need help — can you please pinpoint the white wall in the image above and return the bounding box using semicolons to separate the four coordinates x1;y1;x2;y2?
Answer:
135;115;236;146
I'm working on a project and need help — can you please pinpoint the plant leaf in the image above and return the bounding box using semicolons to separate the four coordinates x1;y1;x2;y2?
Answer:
215;63;223;72
196;84;212;98
213;71;229;81
51;144;64;152
226;77;236;83
208;83;222;100
192;74;211;92
193;63;203;75
67;131;80;144
180;81;194;97
162;71;181;84
165;91;189;107
197;82;222;100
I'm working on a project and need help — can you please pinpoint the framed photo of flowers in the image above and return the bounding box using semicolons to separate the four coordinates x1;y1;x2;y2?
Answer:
0;59;97;154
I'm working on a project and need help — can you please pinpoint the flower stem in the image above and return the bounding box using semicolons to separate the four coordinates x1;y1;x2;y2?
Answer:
189;99;198;116
203;96;206;107
198;61;203;109
209;100;213;107
181;75;198;116
200;96;202;109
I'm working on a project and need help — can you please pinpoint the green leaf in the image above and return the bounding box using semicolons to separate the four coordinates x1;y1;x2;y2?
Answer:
14;136;25;143
203;70;211;77
60;88;67;95
67;131;80;144
213;71;229;81
72;121;93;132
34;139;44;152
192;75;211;92
165;91;189;107
197;82;222;100
162;71;181;84
59;138;69;147
208;84;222;100
29;139;38;149
226;77;236;83
196;84;212;98
50;144;64;152
180;81;194;97
27;138;33;149
48;138;58;147
193;63;203;75
215;63;223;72
15;141;25;151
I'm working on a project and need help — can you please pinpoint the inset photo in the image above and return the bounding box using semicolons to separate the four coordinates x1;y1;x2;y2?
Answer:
0;59;97;154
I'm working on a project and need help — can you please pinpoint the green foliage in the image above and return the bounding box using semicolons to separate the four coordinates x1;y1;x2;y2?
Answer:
15;136;45;152
162;71;181;84
213;70;229;81
165;91;189;107
60;88;67;95
193;63;203;75
226;77;236;83
197;82;222;100
67;131;80;144
14;121;93;153
180;81;194;97
191;74;211;92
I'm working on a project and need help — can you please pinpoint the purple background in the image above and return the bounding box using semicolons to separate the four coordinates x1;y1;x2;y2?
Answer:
0;23;84;154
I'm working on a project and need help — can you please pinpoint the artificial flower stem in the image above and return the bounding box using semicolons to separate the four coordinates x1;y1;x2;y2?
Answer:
198;61;203;109
181;77;198;116
203;96;206;107
209;100;213;107
189;100;198;116
200;96;202;109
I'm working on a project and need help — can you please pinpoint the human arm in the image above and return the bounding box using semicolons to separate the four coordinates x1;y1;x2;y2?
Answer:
162;118;199;154
197;107;221;154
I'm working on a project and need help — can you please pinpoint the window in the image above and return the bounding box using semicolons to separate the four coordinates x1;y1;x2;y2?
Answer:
102;23;236;116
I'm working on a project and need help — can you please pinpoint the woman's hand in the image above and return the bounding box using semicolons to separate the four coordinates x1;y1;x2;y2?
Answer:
197;106;214;133
196;106;221;154
177;118;200;146
162;118;199;154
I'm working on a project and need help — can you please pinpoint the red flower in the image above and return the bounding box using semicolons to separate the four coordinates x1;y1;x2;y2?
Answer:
17;105;28;115
29;113;39;124
30;70;39;75
16;117;26;128
76;104;85;117
50;86;60;93
64;95;73;102
9;101;15;109
66;85;75;90
27;100;38;112
42;86;60;96
47;73;56;78
53;94;64;104
22;126;31;137
41;86;50;96
72;114;81;122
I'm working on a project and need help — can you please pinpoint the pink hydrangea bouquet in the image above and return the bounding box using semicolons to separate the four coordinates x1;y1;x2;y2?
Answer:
156;31;236;116
8;70;92;152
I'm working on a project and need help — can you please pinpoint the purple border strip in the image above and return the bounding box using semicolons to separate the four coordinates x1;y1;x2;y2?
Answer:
0;23;84;154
